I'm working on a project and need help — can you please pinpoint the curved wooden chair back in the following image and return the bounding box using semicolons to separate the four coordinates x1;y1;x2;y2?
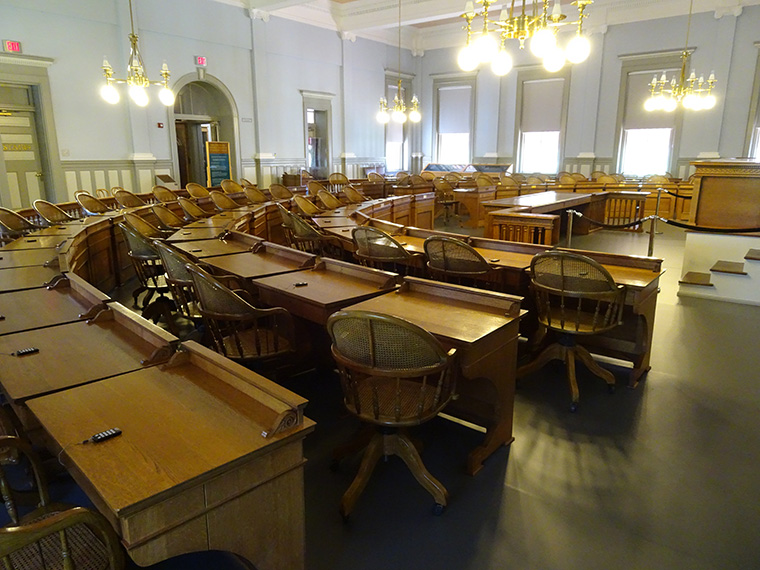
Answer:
33;199;77;224
395;172;410;185
177;197;209;221
123;212;164;239
186;182;210;198
571;172;587;181
294;195;321;217
423;236;491;279
152;185;177;203
244;185;269;204
307;180;328;195
499;174;518;186
317;189;342;210
269;183;294;201
220;179;244;195
328;172;350;185
75;192;111;215
240;178;257;188
525;176;544;185
343;185;368;204
367;172;384;182
420;171;436;181
511;173;527;183
475;174;495;187
0;207;40;237
95;188;110;198
151;204;186;230
558;174;577;185
409;174;427;186
153;240;202;322
352;226;414;271
596;174;618;184
209;190;242;211
113;188;146;208
118;221;169;309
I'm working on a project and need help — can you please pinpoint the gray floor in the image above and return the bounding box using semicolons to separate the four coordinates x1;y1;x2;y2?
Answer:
285;223;760;570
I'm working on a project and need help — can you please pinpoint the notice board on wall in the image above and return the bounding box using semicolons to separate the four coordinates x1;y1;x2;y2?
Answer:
206;141;231;187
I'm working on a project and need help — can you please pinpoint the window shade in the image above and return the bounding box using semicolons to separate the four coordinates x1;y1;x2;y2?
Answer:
625;71;678;129
521;79;564;132
438;85;472;134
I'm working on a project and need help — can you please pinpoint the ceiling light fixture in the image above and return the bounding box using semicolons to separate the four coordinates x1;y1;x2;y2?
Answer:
100;0;175;107
644;0;717;112
377;0;421;124
458;0;593;76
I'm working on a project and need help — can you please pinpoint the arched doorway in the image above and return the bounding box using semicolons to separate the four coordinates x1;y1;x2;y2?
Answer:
170;77;239;188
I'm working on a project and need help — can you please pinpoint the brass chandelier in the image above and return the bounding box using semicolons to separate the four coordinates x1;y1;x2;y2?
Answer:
376;0;421;124
100;0;175;107
457;0;593;76
644;0;716;112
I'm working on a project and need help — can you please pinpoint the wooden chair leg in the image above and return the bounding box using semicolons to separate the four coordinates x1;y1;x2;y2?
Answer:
517;342;566;378
574;344;616;387
565;347;580;411
390;432;448;508
340;432;383;520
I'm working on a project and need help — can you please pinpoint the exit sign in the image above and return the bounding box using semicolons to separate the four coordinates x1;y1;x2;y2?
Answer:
194;55;207;67
3;40;22;53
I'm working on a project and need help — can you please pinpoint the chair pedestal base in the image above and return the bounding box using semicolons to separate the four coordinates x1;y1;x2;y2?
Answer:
517;341;615;411
339;429;448;519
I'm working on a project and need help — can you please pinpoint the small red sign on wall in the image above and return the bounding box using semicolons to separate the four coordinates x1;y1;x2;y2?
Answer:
195;55;207;67
3;40;22;53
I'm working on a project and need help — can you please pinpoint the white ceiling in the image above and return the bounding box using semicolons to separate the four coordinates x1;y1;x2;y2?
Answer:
225;0;760;52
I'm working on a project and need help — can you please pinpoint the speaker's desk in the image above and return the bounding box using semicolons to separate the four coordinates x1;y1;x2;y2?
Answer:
346;278;524;475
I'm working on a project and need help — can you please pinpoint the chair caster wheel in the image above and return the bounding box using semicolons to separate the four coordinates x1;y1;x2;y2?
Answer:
608;384;616;394
569;402;578;413
432;503;445;516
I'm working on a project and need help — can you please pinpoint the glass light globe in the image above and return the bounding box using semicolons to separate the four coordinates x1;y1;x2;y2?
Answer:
128;84;149;107
158;87;175;106
473;32;499;64
457;44;479;72
644;97;658;112
682;93;698;110
100;83;120;104
391;109;407;124
565;34;591;64
663;97;677;112
543;46;566;73
376;110;390;124
491;48;513;76
530;28;556;58
702;94;717;110
408;108;421;123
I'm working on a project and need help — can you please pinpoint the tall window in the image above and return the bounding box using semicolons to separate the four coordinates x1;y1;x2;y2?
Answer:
745;43;760;160
385;83;406;172
618;71;677;177
435;83;473;164
518;77;566;173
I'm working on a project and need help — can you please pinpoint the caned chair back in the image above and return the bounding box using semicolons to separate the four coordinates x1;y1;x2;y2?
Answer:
530;251;625;336
220;179;244;195
209;190;241;211
571;172;587;181
118;222;165;286
367;172;384;182
499;174;518;186
0;436;125;569
185;182;210;198
432;177;455;196
409;174;426;186
596;174;618;184
525;176;544;185
95;188;110;198
240;178;257;188
154;240;201;321
294;195;321;217
307;180;328;195
420;171;436;181
443;172;462;183
269;183;294;201
511;173;527;183
0;207;39;236
317;189;342;210
123;212;164;239
590;170;607;181
113;188;145;208
75;192;111;215
476;173;495;187
328;172;350;186
558;174;577;185
187;263;295;363
151;204;186;230
423;236;491;278
395;172;410;185
152;185;177;203
244;185;269;204
289;209;337;255
342;184;367;204
177;197;209;221
33;200;77;224
352;226;412;268
645;174;669;184
326;311;456;426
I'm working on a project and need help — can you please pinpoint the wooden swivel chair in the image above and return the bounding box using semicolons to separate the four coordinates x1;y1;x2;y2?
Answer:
177;197;211;221
352;226;420;275
342;185;367;204
307;180;328;196
187;263;296;369
327;172;350;193
220;179;244;195
32;200;78;224
316;189;342;210
432;178;459;225
244;185;269;204
282;206;341;256
152;185;177;203
367;172;384;182
209;190;243;211
0;435;125;570
395;172;410;185
0;207;41;242
326;310;457;518
153;240;205;331
185;182;210;199
517;251;626;412
112;188;145;209
118;222;173;324
269;183;294;201
293;195;322;217
423;236;493;287
408;174;426;186
75;192;111;216
151;204;186;230
123;212;171;240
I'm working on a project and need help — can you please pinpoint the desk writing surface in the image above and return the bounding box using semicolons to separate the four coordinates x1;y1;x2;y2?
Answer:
0;248;58;269
166;227;225;242
183;215;236;229
0;266;60;293
173;237;252;258
0;314;168;403
203;248;314;280
0;236;67;250
311;216;357;229
483;191;594;211
30;225;79;237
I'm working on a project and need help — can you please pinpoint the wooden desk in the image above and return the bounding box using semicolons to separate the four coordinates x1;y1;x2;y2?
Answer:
166;227;225;242
172;237;256;259
346;278;523;475
453;185;497;228
0;265;61;292
202;242;316;280
0;248;58;269
311;216;357;229
27;340;315;570
0;273;109;336
254;258;397;325
0;235;67;250
183;212;239;229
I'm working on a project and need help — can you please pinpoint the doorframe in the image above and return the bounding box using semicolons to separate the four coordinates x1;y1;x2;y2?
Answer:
168;73;241;186
301;90;334;177
0;53;65;202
